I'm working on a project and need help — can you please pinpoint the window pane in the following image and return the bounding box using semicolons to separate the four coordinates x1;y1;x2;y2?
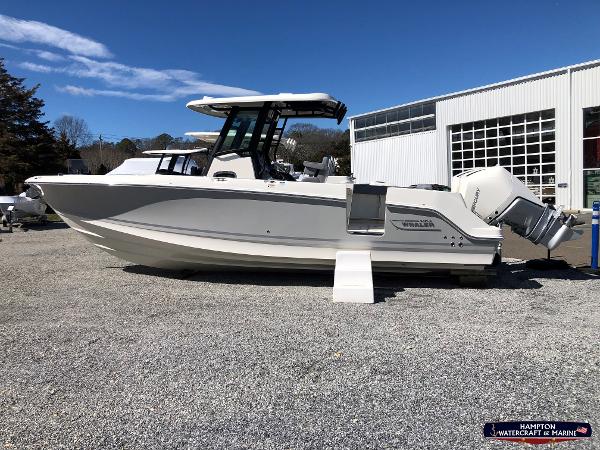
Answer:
512;114;525;124
422;103;435;115
220;110;259;152
355;130;365;141
512;135;524;145
423;116;435;130
398;122;410;135
541;131;555;142
376;113;386;125
541;109;555;120
375;125;387;137
584;107;600;138
409;104;423;118
498;117;510;126
542;142;554;153
398;108;409;121
499;127;511;137
584;169;600;208
365;116;375;127
355;118;366;129
541;120;555;131
387;110;399;123
512;125;524;135
584;138;600;169
411;119;423;133
388;123;399;136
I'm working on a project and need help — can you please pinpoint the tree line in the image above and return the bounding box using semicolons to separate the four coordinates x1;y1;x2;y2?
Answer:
0;58;350;194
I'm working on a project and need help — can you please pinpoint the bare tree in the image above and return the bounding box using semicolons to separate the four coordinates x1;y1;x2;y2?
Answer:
53;115;91;148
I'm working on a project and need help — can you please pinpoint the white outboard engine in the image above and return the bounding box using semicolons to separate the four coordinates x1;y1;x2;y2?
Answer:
452;166;580;250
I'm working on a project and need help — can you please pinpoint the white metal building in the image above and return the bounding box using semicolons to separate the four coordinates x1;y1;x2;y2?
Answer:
349;60;600;210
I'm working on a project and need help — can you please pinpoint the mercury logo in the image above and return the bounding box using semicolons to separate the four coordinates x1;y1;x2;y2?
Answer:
471;188;481;213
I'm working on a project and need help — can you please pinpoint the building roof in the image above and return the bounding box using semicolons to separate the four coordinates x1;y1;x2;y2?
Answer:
349;59;600;120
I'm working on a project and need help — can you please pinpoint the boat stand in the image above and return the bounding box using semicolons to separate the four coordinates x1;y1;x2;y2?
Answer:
333;251;374;303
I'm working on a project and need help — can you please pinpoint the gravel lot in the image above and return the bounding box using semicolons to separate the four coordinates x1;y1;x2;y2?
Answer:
1;226;599;449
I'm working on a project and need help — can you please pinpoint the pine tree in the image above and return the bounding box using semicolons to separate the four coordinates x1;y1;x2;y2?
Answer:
0;58;60;194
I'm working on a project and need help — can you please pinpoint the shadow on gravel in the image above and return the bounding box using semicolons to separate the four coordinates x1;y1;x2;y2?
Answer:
1;221;69;232
503;262;599;282
122;262;595;299
123;264;334;287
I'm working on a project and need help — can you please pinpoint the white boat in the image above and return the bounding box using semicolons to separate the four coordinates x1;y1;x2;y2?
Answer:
0;188;47;229
26;93;580;274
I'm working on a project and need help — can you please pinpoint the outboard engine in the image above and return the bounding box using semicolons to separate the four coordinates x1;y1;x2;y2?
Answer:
452;166;580;250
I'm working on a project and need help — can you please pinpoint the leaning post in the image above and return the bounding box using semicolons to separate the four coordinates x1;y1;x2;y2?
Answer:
592;201;599;270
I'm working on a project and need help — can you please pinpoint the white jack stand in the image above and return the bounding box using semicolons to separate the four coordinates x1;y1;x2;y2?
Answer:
333;251;374;303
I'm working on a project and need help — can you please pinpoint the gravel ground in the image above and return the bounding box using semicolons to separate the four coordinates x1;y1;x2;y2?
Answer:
1;226;599;449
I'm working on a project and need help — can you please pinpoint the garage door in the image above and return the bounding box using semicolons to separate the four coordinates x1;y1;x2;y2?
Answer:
450;109;556;203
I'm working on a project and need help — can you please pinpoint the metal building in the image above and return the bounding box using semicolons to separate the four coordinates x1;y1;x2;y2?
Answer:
349;60;600;210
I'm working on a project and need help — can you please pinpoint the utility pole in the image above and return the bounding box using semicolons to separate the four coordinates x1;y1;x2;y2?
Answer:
99;134;103;166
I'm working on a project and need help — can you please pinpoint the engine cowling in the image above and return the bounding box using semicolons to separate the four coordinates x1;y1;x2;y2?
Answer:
451;166;580;250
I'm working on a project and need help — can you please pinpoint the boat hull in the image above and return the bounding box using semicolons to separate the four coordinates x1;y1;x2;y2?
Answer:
27;176;502;273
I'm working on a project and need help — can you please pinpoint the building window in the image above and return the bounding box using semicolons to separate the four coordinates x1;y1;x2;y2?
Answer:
353;102;436;142
450;109;556;203
583;106;600;208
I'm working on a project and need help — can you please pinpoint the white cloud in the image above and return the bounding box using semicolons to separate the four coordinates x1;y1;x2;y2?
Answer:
56;85;174;102
0;14;112;58
0;43;64;61
34;50;65;62
17;61;55;73
0;42;20;50
2;14;260;102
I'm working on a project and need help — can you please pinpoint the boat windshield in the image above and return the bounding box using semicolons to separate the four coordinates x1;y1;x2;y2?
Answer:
219;110;260;153
156;155;200;175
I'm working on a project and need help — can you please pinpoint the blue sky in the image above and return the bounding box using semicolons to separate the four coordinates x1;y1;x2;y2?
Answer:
1;0;599;142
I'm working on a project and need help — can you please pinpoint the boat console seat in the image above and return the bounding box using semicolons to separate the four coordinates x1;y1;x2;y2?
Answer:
301;156;335;183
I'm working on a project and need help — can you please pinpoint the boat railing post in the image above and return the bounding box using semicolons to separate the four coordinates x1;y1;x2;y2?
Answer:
592;201;599;270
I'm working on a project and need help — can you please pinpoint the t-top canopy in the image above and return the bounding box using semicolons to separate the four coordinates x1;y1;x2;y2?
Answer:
143;148;208;155
186;93;347;124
